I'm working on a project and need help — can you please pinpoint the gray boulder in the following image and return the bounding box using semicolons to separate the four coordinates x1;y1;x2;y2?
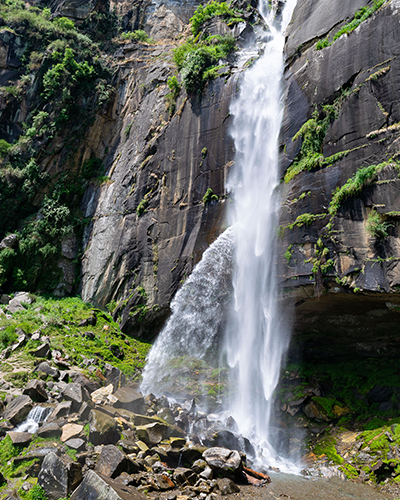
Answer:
104;364;126;391
62;383;90;412
37;422;62;439
203;447;243;479
2;395;33;425
23;380;48;402
31;343;50;358
0;233;18;249
70;470;147;500
95;445;140;478
38;451;82;500
35;361;60;380
7;431;33;446
112;386;144;414
47;401;72;421
89;409;119;446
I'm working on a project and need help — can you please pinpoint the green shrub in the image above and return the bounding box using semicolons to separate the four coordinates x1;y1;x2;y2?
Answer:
27;484;47;500
0;326;17;349
166;76;181;116
365;209;391;239
190;0;244;36
0;139;12;157
121;30;153;43
316;37;329;50
53;16;75;31
202;187;218;204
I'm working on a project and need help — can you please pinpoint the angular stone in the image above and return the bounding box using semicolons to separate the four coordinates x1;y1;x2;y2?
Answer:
38;451;82;500
37;422;62;439
203;447;243;479
2;395;33;425
91;383;114;402
153;473;175;491
31;343;50;358
89;409;119;446
113;386;144;414
216;478;240;495
172;467;197;487
136;422;169;446
70;470;147;500
63;383;90;412
7;431;33;446
70;372;100;393
48;401;72;421
61;423;83;442
78;401;92;421
35;361;60;380
95;444;140;478
104;364;126;391
0;234;18;249
23;380;48;402
64;438;86;452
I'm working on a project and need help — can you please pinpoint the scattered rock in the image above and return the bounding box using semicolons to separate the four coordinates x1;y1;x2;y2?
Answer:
35;361;60;380
48;401;72;421
70;470;147;500
92;384;114;402
89;409;119;445
63;383;90;412
23;380;48;402
113;386;145;414
0;233;18;249
104;364;126;390
38;422;62;439
61;423;84;442
64;438;86;452
2;395;33;425
38;451;83;500
7;431;33;446
95;444;140;478
203;448;243;479
31;343;51;358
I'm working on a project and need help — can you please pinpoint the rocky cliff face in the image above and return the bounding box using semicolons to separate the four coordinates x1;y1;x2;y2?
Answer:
279;0;400;360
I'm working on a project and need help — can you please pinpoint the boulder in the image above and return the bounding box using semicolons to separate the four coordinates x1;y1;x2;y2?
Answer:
61;423;84;442
48;401;72;421
35;361;60;380
62;383;90;412
11;333;27;351
91;384;114;402
23;380;48;402
112;386;144;414
69;372;101;393
70;470;147;500
203;447;243;479
104;364;126;390
135;422;169;446
6;292;33;313
216;478;240;495
37;422;62;439
95;445;140;478
172;467;197;486
7;431;33;446
0;233;18;249
64;438;86;452
89;409;119;446
2;395;33;425
31;343;50;358
38;451;83;500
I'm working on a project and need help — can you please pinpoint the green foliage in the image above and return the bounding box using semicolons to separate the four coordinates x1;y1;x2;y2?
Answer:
121;30;153;43
166;76;181;116
314;436;344;464
0;139;12;157
27;484;47;500
315;0;386;50
202;187;218;204
81;157;103;180
190;0;244;36
174;34;235;94
137;198;148;216
0;325;17;349
53;17;75;31
284;245;293;264
365;209;391;238
328;162;388;218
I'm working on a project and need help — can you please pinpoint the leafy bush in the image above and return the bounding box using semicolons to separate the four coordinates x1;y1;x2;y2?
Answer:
166;76;181;116
190;0;244;36
53;16;75;31
365;209;391;239
0;139;11;157
202;187;218;204
0;326;17;349
27;484;47;500
121;30;153;43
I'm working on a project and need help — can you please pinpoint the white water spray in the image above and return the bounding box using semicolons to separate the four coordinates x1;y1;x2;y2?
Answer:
224;0;297;468
14;406;52;433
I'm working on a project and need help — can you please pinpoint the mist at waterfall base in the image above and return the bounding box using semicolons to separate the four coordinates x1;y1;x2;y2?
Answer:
141;0;299;472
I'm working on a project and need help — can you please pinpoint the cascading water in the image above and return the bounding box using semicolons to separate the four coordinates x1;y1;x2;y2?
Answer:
141;0;298;469
223;0;298;468
14;406;52;433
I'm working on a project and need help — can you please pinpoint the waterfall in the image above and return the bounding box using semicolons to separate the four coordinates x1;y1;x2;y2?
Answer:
141;0;298;469
224;0;298;467
14;406;52;433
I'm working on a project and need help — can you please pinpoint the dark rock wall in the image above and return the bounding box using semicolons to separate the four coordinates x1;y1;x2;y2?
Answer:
279;0;400;358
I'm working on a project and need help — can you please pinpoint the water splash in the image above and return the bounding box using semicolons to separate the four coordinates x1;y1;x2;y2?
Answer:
224;0;298;469
14;406;52;433
141;228;234;399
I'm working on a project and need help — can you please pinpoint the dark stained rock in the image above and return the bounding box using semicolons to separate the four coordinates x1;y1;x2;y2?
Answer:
22;380;48;402
38;451;82;500
31;343;51;358
35;362;60;380
180;445;207;467
95;444;140;478
103;365;126;391
89;409;119;446
70;470;147;500
135;422;169;446
2;395;33;425
48;401;72;421
172;467;197;487
7;431;32;446
113;386;144;414
37;422;62;439
0;419;13;437
70;372;101;393
78;401;92;420
62;383;90;412
203;447;243;479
